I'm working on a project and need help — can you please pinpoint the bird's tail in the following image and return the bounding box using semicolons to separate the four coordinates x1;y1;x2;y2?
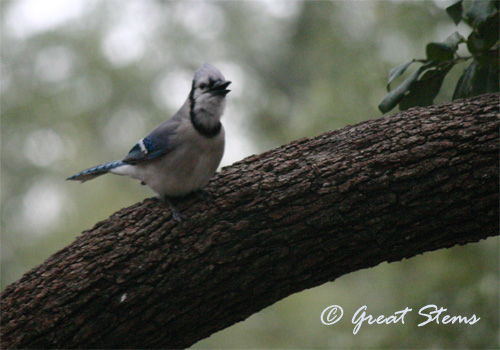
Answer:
67;160;125;182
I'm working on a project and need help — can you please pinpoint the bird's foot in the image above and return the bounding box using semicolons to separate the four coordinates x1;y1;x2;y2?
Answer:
162;197;185;222
170;208;185;222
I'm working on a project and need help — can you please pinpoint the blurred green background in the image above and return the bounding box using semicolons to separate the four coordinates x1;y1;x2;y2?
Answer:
1;0;498;348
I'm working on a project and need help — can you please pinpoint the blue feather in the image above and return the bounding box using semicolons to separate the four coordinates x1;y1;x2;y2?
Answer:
67;160;125;182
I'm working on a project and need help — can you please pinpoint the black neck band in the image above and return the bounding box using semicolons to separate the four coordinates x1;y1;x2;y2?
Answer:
189;84;221;138
190;114;222;138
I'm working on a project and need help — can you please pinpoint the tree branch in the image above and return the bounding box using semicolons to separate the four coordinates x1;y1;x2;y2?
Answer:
1;93;498;349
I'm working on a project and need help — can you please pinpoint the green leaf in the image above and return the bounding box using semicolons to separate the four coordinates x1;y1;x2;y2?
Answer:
465;0;498;28
443;31;466;49
426;43;454;62
452;60;476;100
378;63;431;113
471;56;499;95
477;10;499;36
484;66;499;93
386;60;414;91
467;31;487;53
426;32;465;62
399;64;453;110
446;0;463;25
467;12;499;53
477;11;499;47
453;54;499;100
476;47;500;68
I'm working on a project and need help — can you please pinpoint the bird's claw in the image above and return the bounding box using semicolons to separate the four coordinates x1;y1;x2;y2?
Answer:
170;207;185;222
162;197;185;222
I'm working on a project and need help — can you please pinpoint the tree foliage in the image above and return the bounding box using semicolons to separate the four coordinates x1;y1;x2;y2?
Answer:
379;0;499;113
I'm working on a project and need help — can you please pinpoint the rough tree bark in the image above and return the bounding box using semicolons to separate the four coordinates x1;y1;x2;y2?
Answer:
1;94;499;349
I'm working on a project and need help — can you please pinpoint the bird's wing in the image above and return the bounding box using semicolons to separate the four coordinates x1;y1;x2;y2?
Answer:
123;115;182;165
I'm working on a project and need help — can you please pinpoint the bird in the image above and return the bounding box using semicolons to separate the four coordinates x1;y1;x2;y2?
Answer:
67;63;231;220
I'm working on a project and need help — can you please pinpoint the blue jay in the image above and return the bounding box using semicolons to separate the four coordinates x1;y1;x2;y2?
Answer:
68;63;231;220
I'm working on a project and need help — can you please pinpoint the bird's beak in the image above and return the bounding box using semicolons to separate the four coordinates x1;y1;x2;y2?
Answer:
208;80;232;97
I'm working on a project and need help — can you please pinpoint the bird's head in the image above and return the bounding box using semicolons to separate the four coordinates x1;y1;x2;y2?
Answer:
189;63;231;120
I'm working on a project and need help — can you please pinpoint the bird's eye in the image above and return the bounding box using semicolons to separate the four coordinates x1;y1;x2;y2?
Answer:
199;83;207;89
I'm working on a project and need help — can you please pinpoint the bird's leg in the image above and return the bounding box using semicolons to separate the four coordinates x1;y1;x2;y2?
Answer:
162;196;185;222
